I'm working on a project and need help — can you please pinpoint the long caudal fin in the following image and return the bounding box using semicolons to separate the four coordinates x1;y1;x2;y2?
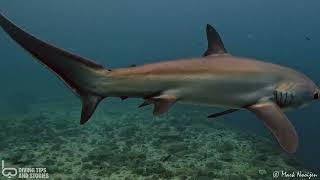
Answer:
0;13;109;124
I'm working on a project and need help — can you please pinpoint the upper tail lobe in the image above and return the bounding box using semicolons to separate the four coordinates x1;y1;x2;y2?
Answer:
0;13;110;124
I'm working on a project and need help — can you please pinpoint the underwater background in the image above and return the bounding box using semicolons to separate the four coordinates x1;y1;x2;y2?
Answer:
0;0;319;179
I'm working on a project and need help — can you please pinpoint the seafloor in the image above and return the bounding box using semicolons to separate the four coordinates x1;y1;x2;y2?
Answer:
0;96;309;180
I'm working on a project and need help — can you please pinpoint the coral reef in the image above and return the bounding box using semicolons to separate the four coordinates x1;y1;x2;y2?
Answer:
0;97;309;179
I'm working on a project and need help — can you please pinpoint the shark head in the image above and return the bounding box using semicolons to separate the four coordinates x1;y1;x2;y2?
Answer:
273;71;319;110
286;79;320;109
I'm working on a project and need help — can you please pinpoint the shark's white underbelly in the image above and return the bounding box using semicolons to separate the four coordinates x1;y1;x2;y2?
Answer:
177;79;275;108
103;73;277;108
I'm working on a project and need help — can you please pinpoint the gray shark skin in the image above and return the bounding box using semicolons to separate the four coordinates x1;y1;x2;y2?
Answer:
0;13;319;153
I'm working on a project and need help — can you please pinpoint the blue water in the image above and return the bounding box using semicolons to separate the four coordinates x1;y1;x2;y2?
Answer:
1;0;319;174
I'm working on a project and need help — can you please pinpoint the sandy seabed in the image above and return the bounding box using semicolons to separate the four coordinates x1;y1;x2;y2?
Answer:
0;97;308;180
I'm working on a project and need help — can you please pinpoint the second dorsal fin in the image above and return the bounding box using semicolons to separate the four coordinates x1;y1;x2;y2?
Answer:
203;24;227;56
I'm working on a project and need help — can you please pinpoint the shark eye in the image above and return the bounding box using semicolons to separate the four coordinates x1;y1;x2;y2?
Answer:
314;93;319;99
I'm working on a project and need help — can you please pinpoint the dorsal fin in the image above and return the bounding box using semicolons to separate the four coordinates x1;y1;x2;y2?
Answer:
203;24;227;56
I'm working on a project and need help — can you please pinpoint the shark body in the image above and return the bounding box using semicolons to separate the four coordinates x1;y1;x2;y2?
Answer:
106;56;311;108
0;13;319;153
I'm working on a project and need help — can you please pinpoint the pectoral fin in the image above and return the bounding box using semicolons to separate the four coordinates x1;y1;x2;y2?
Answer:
248;102;298;153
